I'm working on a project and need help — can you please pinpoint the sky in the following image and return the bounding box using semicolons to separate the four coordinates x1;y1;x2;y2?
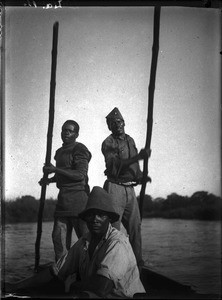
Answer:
3;5;221;201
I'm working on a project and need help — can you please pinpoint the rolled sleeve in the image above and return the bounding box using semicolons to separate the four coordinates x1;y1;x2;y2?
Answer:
73;146;91;177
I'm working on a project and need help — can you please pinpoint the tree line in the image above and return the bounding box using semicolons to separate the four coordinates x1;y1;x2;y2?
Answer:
2;191;221;224
138;191;221;220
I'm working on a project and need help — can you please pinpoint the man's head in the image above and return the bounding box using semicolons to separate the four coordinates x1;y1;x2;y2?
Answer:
61;120;79;145
106;107;125;137
79;186;119;237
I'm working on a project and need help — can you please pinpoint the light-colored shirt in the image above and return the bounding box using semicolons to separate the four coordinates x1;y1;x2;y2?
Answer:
56;224;145;298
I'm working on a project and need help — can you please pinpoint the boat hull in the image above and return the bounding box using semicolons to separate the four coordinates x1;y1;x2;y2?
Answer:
2;265;220;299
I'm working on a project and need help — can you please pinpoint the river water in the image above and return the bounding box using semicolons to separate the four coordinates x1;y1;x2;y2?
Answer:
2;218;221;295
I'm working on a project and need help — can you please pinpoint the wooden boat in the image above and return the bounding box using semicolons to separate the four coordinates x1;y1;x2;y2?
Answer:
3;263;220;299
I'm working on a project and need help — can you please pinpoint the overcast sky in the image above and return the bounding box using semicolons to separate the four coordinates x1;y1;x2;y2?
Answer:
4;5;221;201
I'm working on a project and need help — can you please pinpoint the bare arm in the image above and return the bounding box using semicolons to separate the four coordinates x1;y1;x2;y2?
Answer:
38;175;56;186
43;163;84;181
116;148;151;182
120;148;151;168
42;145;91;182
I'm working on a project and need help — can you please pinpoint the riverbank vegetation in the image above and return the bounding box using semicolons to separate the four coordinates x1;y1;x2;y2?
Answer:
139;191;221;220
2;191;221;224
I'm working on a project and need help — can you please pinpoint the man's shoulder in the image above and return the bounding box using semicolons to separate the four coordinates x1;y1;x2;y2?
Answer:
55;145;64;155
103;134;134;142
56;145;63;152
101;135;114;151
74;142;89;151
108;226;129;244
74;142;92;159
56;142;91;157
125;134;134;142
102;134;113;144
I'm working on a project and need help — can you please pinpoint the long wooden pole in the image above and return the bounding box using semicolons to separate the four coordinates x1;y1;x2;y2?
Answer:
35;22;59;271
139;7;161;220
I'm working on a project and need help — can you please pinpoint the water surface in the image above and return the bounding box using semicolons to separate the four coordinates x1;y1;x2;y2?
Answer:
3;218;221;295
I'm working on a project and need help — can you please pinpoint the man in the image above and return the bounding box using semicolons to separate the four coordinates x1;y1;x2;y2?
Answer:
39;120;92;261
5;187;146;298
101;107;151;271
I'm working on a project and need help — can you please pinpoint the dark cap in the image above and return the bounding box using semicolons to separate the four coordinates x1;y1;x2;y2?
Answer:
79;186;119;223
106;107;124;121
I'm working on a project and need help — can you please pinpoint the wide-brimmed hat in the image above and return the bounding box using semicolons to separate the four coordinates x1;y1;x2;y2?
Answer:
79;186;119;223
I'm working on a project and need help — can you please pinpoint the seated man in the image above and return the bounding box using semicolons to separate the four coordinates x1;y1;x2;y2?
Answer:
5;186;146;298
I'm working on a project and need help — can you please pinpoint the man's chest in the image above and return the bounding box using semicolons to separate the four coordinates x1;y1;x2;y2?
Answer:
110;139;130;159
55;148;74;167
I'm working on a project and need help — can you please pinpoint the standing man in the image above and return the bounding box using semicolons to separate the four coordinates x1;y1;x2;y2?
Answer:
39;120;92;261
101;107;151;271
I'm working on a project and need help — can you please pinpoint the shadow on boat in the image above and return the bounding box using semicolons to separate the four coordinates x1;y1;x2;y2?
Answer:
137;265;220;299
1;264;221;299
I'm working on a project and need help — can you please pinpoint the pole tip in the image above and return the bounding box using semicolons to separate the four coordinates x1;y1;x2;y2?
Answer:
53;22;59;29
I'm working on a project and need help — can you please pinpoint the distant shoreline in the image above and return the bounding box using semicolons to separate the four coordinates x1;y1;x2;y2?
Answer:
2;191;221;224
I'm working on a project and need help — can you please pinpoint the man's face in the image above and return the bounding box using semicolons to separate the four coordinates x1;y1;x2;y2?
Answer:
61;123;78;144
109;118;125;136
85;209;110;238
